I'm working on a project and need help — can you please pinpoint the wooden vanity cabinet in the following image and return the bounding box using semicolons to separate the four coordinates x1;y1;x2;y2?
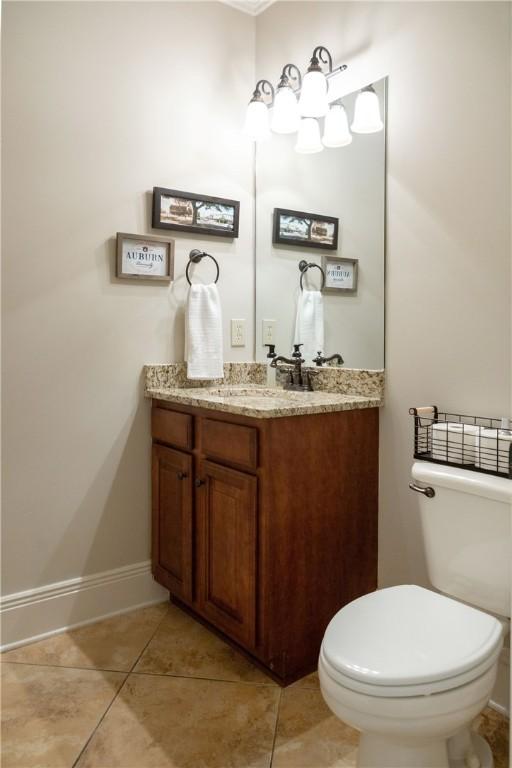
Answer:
151;399;378;685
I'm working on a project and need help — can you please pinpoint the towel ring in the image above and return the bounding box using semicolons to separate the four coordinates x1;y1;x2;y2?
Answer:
186;249;220;285
299;260;326;291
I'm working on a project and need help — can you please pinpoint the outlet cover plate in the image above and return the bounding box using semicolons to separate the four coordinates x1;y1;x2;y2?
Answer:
231;318;246;347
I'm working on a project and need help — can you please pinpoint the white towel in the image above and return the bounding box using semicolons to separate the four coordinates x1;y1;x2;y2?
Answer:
475;428;512;474
294;290;324;363
186;283;224;380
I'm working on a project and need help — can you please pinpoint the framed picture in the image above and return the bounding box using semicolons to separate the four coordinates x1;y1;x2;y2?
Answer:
152;187;240;238
322;255;358;294
116;233;174;282
273;208;339;251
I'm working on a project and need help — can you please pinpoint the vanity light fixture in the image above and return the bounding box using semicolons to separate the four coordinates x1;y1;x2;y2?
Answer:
322;102;352;148
271;64;301;134
295;117;323;154
245;48;387;150
244;79;275;142
351;84;384;134
299;46;346;119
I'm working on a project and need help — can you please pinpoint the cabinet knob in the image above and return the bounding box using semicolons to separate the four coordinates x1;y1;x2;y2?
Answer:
194;478;205;488
177;471;188;480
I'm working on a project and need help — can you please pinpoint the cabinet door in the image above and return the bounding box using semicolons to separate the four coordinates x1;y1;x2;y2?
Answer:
152;444;193;602
197;460;257;649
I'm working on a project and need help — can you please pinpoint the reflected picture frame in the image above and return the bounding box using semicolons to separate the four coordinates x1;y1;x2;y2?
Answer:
322;255;358;294
273;207;339;251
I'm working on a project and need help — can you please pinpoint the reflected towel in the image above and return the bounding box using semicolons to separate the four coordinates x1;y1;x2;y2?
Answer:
294;290;324;363
186;283;224;380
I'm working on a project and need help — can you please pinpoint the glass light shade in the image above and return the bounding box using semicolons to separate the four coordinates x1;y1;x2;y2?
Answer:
244;99;270;142
298;70;329;118
322;104;352;148
271;86;300;134
351;87;383;134
295;118;323;154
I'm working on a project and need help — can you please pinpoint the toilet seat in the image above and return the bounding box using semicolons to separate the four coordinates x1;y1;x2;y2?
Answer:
320;643;502;697
321;585;503;698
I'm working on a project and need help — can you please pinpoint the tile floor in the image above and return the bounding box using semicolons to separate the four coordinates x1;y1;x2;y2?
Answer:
1;601;509;768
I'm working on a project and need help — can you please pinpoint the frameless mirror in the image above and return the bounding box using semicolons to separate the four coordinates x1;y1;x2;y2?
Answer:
255;77;386;369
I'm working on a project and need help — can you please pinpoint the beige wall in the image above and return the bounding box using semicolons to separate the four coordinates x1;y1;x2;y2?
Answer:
1;1;255;595
256;0;511;588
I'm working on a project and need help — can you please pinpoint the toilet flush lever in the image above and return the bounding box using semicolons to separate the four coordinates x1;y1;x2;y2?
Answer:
409;482;435;498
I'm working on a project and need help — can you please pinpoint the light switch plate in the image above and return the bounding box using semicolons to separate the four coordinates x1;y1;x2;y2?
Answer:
262;319;276;345
231;319;246;347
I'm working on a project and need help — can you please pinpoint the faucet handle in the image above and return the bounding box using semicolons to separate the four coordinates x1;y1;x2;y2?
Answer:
265;344;277;360
312;351;324;367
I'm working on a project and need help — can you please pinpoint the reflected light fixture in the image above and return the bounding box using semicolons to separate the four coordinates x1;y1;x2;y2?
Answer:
323;102;352;148
298;46;341;118
295;118;323;154
351;85;384;134
272;63;301;134
244;79;275;142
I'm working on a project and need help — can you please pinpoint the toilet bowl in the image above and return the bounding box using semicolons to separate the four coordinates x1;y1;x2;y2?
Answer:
318;585;503;768
319;462;510;767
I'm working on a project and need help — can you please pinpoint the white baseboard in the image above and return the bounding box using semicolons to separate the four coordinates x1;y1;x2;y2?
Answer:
489;645;510;717
0;561;168;651
489;699;510;718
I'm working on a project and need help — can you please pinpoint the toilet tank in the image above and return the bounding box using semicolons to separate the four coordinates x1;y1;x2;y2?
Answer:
411;461;511;618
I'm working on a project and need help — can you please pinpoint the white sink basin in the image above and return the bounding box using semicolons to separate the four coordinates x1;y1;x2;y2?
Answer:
198;386;313;402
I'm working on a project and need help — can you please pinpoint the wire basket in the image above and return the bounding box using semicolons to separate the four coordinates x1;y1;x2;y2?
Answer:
409;406;512;479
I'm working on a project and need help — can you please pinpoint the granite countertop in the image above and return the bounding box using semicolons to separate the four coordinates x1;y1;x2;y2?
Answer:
145;384;381;418
144;363;384;419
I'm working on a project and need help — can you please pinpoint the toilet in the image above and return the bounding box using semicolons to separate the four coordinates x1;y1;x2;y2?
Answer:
319;461;511;768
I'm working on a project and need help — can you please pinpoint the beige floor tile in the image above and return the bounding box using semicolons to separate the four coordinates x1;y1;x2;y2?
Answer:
76;672;280;768
272;687;358;768
474;707;509;768
1;662;125;768
2;603;168;672
290;671;319;690
135;602;275;685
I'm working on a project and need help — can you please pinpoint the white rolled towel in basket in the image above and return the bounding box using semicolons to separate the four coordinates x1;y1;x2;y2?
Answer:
475;428;512;474
431;422;478;465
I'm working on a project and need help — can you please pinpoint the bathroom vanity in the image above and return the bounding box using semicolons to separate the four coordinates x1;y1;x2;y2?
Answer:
148;367;381;685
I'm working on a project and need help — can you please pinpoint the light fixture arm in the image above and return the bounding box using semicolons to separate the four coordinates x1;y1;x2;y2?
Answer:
304;46;347;84
325;63;348;83
251;79;275;106
311;45;333;73
279;63;302;91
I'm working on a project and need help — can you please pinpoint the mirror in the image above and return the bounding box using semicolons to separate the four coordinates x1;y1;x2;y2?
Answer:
255;78;386;369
